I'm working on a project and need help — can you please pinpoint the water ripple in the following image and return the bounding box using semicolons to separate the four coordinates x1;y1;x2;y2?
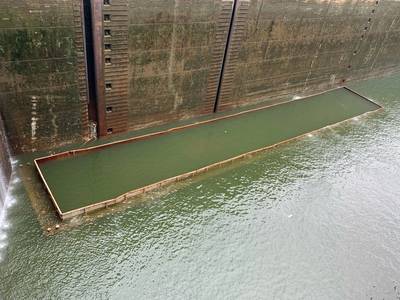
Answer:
1;75;400;299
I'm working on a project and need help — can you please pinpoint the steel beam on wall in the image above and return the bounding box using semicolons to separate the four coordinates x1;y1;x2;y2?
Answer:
213;0;239;113
102;0;130;135
89;0;130;137
202;0;236;114
215;0;250;112
90;0;107;136
86;0;240;135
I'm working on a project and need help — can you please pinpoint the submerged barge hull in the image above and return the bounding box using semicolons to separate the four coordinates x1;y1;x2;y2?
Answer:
35;87;380;219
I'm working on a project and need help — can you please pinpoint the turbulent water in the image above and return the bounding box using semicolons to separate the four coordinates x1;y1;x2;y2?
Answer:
0;119;10;209
1;74;400;299
0;116;13;264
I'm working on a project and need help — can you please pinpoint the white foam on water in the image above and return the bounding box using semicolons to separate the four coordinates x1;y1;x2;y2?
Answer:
0;115;11;210
0;115;14;261
0;160;18;262
0;185;17;262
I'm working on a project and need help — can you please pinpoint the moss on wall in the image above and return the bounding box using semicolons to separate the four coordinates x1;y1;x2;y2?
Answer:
0;0;88;153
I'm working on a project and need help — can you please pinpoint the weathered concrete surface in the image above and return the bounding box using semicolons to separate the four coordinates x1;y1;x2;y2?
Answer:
217;0;400;110
102;0;400;132
0;0;89;152
126;0;231;129
1;0;400;151
100;0;233;133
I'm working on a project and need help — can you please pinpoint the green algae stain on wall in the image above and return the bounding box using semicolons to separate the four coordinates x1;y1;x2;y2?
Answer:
125;0;231;130
0;1;88;153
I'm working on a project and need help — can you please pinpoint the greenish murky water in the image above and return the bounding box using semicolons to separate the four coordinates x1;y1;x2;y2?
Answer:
1;74;400;299
39;88;378;212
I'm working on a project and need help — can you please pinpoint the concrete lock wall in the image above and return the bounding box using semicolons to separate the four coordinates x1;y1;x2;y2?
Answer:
91;0;400;136
0;0;89;153
0;0;400;152
94;0;234;135
216;0;400;110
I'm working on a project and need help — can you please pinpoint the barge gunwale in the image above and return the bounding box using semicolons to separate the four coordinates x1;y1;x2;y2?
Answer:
34;86;382;220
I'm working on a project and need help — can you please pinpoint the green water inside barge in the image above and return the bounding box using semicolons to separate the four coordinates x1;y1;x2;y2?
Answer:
39;88;379;213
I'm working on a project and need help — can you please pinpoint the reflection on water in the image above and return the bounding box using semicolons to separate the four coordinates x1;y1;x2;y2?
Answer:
1;74;400;299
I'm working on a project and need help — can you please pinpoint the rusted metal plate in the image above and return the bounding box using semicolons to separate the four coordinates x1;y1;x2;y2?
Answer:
91;0;107;136
102;0;130;135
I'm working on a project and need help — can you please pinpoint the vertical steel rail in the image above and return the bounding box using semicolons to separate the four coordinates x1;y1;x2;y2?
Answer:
213;0;239;112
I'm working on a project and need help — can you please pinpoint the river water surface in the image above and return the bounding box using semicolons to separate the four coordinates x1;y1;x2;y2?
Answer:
1;74;400;299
